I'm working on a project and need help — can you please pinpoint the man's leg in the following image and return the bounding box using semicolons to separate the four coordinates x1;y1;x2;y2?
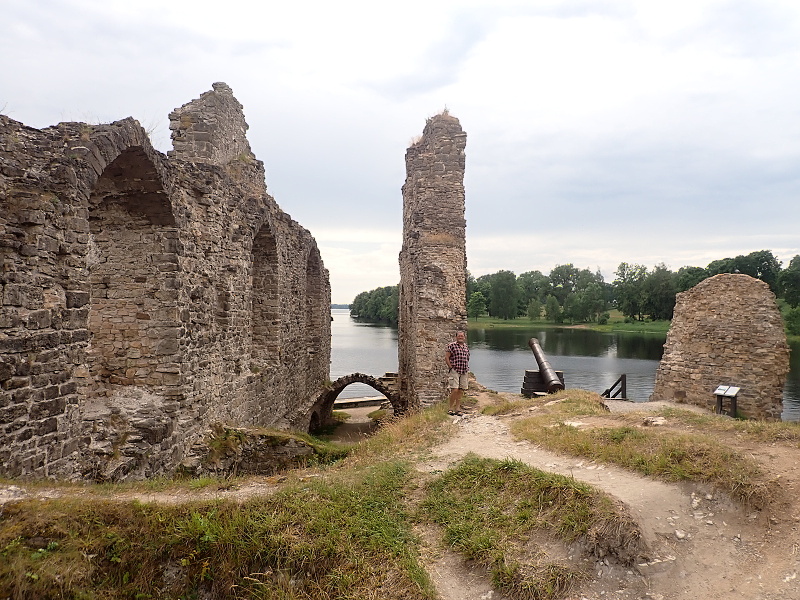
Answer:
449;387;463;412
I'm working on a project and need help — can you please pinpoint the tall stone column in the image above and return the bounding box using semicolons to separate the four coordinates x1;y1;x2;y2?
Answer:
398;112;467;410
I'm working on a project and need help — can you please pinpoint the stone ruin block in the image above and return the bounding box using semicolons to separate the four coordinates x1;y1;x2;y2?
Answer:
650;273;789;420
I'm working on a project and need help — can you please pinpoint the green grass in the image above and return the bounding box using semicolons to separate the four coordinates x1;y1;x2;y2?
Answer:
510;392;773;507
5;389;792;599
466;311;671;334
420;455;645;599
0;462;435;600
0;400;651;600
623;406;800;445
0;408;457;600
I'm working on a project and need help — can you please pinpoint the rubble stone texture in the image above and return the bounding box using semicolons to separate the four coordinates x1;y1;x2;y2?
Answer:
398;113;467;410
650;274;789;419
0;83;331;480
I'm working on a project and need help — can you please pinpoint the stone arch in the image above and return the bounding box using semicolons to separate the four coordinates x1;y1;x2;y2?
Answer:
251;221;280;367
308;372;403;432
85;146;180;394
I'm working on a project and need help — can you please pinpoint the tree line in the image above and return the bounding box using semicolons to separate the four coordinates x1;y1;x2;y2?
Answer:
349;250;800;334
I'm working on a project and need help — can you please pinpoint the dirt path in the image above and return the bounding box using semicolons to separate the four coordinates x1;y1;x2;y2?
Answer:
417;392;800;600
1;393;798;600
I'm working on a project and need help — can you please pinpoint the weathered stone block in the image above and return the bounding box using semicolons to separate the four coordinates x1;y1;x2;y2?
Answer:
0;360;14;382
66;291;90;308
30;397;67;420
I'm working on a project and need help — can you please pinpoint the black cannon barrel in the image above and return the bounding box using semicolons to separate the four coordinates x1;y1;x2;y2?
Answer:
528;338;564;393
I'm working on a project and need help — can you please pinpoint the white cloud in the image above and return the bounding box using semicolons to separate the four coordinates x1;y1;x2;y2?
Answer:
3;0;800;302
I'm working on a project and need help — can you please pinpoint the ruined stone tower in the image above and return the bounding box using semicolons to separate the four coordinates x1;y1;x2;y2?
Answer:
0;84;331;480
397;113;467;410
650;274;789;420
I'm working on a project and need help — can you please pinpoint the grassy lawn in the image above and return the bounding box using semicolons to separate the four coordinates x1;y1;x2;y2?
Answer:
467;310;671;334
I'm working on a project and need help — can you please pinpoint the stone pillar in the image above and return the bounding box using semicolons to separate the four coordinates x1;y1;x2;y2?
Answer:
650;273;790;420
398;112;467;410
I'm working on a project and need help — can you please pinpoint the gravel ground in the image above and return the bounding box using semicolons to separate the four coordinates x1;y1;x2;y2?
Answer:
602;399;711;414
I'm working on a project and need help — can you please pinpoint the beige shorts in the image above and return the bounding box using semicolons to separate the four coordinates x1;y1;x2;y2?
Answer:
448;370;469;390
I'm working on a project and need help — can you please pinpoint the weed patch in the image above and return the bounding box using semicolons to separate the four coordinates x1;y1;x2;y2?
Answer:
420;455;645;599
0;462;435;599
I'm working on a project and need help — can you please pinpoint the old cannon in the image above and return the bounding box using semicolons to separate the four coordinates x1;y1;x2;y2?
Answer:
521;338;565;397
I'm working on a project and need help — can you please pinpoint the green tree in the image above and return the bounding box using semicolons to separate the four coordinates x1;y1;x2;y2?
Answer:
733;250;782;293
676;266;708;292
706;257;737;276
526;298;541;321
466;271;477;304
786;307;800;335
580;281;608;322
544;295;561;322
641;263;676;320
467;292;487;320
613;262;647;320
517;270;551;313
705;250;782;293
475;274;494;315
349;285;399;324
489;270;518;319
779;255;800;308
548;263;580;305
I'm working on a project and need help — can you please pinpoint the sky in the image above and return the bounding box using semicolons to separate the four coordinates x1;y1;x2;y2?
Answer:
3;0;800;304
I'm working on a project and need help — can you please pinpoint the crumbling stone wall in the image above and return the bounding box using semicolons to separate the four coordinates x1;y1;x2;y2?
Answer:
650;274;789;420
0;83;331;480
397;113;467;410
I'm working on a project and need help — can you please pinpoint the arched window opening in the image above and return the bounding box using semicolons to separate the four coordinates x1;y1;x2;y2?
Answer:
251;224;279;366
305;248;325;356
86;147;179;393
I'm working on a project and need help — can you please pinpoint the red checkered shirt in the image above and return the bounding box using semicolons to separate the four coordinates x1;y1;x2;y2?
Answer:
446;341;470;374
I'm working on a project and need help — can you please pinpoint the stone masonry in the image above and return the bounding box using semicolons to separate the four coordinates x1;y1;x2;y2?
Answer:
650;274;789;420
0;83;331;480
398;112;467;410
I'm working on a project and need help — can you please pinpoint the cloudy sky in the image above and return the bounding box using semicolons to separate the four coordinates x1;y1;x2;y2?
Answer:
3;0;800;303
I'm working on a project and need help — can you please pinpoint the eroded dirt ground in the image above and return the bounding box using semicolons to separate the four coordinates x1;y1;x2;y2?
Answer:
1;391;798;600
418;390;800;600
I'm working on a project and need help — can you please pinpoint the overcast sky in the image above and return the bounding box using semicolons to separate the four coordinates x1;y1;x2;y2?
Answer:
3;0;800;303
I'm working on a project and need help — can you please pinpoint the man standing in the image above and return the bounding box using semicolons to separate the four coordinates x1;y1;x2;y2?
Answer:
445;330;470;416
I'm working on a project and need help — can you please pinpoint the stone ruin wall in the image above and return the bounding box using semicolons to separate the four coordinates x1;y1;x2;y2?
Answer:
398;113;467;410
0;83;331;481
650;274;789;420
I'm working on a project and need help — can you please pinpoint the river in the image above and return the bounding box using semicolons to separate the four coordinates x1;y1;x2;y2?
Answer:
330;309;800;421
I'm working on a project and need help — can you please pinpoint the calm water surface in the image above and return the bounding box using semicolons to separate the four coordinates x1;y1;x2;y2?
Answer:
330;309;800;420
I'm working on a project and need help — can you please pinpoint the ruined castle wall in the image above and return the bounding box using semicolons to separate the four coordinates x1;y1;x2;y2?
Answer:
0;84;330;480
650;274;789;420
168;82;252;165
398;113;467;410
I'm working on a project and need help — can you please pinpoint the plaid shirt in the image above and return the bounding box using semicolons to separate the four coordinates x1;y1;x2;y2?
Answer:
446;341;470;374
